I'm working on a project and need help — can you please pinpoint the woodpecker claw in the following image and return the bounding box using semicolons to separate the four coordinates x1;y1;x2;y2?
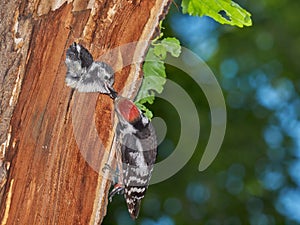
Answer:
109;183;124;202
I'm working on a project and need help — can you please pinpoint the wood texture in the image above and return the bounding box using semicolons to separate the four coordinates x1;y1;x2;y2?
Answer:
0;0;171;224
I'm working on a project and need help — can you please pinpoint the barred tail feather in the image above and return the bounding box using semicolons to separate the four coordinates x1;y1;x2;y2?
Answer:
126;197;142;219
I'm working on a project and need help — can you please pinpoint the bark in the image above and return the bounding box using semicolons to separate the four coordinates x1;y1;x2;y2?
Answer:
0;0;171;224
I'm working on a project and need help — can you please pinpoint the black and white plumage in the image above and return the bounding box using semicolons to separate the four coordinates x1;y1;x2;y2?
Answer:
65;42;117;98
64;43;157;219
112;97;157;219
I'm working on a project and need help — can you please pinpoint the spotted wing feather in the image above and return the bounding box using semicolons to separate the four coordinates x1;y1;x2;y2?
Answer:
118;121;157;219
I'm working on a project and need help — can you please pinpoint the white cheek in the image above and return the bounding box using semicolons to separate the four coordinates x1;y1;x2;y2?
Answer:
141;116;149;126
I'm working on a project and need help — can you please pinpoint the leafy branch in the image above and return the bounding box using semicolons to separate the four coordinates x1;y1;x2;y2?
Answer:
136;0;252;119
135;37;181;119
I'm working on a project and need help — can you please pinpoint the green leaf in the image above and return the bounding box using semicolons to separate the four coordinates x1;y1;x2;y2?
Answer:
153;45;167;59
138;95;155;104
181;0;252;28
135;74;166;102
143;60;166;78
135;48;167;103
135;36;181;119
161;38;181;57
145;47;161;61
152;38;181;60
135;103;154;119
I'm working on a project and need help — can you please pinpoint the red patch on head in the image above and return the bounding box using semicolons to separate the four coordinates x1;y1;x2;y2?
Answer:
117;98;140;123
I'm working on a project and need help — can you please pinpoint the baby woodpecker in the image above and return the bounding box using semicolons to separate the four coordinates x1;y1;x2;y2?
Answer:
65;42;118;99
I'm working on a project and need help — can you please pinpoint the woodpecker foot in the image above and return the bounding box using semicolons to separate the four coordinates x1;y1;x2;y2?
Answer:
109;183;124;202
102;163;113;173
102;163;119;178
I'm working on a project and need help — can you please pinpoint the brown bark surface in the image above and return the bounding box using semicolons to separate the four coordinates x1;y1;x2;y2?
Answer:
0;0;171;224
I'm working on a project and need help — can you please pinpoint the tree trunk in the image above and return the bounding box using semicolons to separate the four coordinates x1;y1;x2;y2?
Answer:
0;0;171;224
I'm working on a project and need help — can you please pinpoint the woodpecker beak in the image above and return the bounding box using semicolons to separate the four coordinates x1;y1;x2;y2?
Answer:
104;83;118;99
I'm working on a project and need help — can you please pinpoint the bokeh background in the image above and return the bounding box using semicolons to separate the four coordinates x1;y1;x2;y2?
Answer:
103;0;300;224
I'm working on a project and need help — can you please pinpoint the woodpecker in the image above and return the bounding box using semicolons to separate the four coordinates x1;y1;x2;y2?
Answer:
65;42;117;98
64;43;157;219
110;96;157;219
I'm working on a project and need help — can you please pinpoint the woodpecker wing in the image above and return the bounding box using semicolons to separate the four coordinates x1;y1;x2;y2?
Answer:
115;97;157;219
75;61;115;93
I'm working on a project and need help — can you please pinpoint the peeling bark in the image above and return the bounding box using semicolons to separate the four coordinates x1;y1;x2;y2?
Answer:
0;0;171;224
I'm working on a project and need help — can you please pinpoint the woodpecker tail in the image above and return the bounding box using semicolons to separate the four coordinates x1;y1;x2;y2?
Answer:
126;196;142;219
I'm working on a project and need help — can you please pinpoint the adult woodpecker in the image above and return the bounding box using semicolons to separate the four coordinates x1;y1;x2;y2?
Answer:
111;96;157;219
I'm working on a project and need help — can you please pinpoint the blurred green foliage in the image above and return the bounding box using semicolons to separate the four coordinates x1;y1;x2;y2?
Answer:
103;0;300;224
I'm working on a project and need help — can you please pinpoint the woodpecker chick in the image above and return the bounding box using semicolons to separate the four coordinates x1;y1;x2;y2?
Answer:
65;42;117;98
113;97;157;219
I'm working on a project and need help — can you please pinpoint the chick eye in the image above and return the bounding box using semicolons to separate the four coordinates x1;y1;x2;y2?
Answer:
104;75;109;80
